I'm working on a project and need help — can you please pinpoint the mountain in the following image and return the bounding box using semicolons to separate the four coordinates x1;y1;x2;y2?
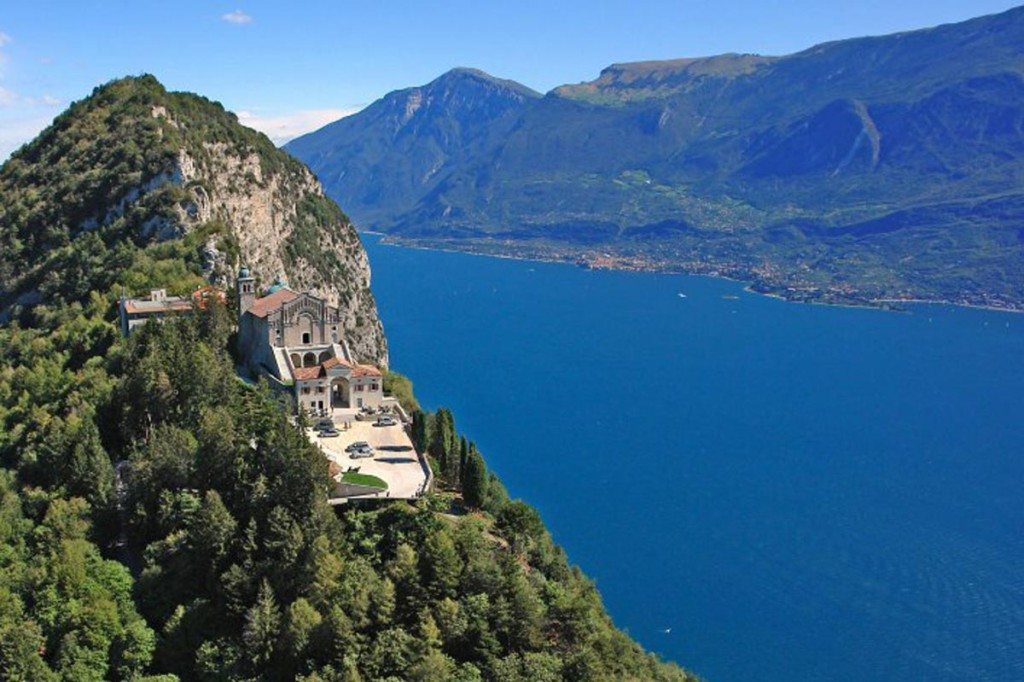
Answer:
0;75;387;364
285;68;540;229
288;7;1024;309
0;76;692;680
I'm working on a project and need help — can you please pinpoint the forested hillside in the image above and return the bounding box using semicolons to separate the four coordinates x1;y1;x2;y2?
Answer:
0;75;386;364
0;77;692;680
289;6;1024;310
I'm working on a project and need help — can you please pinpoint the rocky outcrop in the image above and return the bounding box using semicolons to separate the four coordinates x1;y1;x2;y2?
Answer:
0;75;387;366
162;132;388;365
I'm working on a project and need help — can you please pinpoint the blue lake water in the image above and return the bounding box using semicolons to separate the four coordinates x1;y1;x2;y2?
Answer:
363;235;1024;681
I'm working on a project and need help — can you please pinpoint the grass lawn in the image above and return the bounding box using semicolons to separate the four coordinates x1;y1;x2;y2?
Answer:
341;471;388;490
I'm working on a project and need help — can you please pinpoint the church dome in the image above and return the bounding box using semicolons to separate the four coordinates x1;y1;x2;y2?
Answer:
266;274;287;294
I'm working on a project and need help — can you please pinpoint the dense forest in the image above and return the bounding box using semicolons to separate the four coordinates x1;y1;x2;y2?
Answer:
0;259;692;680
0;78;693;680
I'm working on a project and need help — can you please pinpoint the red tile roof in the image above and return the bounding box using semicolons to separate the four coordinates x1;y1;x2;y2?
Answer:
292;365;325;381
295;356;382;381
321;356;347;370
352;364;383;378
249;288;298;317
320;356;382;378
191;285;227;310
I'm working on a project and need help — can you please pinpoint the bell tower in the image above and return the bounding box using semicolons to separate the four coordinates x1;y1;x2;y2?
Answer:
237;266;256;321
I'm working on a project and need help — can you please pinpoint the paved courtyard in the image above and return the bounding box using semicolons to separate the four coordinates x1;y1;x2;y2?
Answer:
308;415;429;500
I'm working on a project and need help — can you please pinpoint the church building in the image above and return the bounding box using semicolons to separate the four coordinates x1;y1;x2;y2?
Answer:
235;268;384;414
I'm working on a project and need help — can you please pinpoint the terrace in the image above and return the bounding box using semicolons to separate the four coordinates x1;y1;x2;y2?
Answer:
307;403;431;502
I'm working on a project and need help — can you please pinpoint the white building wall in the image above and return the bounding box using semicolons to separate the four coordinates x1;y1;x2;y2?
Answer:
296;378;330;414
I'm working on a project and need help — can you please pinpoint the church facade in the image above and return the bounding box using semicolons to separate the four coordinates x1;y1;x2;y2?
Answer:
235;269;383;414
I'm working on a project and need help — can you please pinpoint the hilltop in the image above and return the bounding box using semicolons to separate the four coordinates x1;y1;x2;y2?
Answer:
0;75;692;680
289;6;1024;310
0;75;387;363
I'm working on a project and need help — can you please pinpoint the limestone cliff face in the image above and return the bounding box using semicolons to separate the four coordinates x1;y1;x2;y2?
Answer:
0;76;388;365
166;131;388;366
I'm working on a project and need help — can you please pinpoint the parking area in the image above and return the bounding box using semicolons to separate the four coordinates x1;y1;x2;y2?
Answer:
308;415;428;499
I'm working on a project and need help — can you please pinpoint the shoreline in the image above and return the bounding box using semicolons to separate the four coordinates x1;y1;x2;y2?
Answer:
362;232;1024;317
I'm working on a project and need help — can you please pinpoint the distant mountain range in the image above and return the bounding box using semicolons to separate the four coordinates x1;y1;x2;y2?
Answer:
287;7;1024;309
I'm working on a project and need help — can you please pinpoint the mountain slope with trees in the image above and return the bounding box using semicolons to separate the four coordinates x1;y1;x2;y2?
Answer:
288;6;1024;310
0;76;692;680
0;75;386;364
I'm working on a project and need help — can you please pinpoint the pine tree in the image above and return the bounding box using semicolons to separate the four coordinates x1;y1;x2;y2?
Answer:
242;579;281;670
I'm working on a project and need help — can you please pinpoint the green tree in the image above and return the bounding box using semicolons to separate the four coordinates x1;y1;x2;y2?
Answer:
282;597;322;668
411;411;428;455
496;501;545;554
420;528;462;600
429;408;459;484
461;444;489;509
242;579;281;670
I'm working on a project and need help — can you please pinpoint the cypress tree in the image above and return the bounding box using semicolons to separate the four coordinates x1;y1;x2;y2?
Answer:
458;436;469;484
411;411;428;454
429;408;459;484
461;444;489;509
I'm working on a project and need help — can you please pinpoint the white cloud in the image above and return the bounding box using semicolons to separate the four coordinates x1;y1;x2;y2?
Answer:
221;10;253;25
236;107;361;145
0;32;10;48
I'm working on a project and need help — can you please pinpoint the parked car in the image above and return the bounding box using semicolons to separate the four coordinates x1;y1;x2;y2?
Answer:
345;441;370;453
319;428;340;438
350;446;374;459
313;418;335;431
375;415;398;427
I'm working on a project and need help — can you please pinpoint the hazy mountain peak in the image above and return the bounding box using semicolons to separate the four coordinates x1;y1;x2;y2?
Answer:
428;67;541;98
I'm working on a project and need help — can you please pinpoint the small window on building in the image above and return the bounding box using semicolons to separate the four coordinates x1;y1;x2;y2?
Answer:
355;384;364;392
302;332;311;344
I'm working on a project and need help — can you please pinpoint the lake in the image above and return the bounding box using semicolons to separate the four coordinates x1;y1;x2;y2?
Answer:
363;235;1024;681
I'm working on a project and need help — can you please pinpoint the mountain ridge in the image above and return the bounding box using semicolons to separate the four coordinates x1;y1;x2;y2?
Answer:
288;6;1024;310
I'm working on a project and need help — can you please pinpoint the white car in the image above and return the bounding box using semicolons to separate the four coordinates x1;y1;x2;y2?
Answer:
350;445;375;459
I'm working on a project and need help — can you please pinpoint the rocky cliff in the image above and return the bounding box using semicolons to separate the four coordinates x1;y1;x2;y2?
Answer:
0;75;387;364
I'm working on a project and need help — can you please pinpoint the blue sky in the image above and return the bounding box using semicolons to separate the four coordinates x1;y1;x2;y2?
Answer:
1;1;1020;158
